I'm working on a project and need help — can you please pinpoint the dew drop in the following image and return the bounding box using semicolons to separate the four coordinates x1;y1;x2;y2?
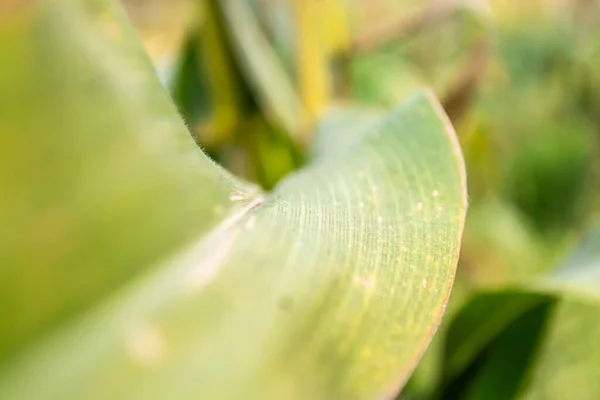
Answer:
422;279;427;288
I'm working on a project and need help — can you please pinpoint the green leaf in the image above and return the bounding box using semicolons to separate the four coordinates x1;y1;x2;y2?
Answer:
438;293;556;400
351;52;428;106
540;227;600;299
522;227;600;400
217;0;305;137
436;227;600;400
311;104;384;160
0;0;255;364
464;301;555;400
0;2;467;399
169;30;214;132
442;291;552;384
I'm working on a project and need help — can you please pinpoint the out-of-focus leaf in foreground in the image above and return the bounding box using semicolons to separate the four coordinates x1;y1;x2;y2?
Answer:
0;1;466;399
437;227;600;400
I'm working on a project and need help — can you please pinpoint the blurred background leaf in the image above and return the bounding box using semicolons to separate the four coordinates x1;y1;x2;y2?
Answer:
432;226;600;400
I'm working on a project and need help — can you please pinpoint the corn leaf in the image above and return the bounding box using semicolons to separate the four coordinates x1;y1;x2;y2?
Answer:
0;2;467;399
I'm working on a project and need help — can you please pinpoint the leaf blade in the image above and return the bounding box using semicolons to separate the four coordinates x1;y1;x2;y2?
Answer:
0;2;467;399
437;226;600;400
0;0;258;363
